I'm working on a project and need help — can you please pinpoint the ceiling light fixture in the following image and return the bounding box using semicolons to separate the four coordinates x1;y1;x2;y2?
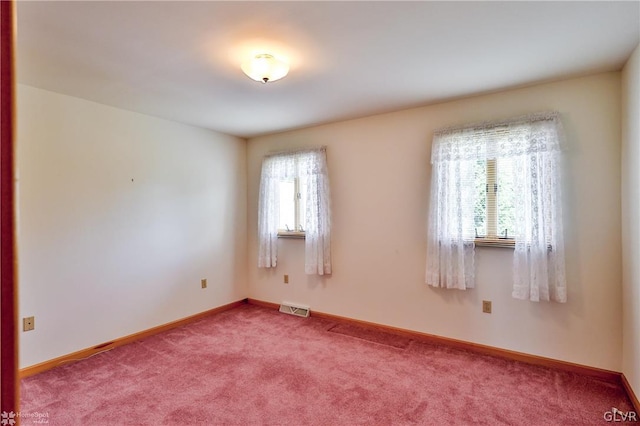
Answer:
241;53;289;84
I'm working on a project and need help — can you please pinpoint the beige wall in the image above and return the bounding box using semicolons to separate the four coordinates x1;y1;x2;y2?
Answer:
622;43;640;398
247;73;623;371
17;85;247;368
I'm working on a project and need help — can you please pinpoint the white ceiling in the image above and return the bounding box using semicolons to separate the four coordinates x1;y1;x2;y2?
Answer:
16;1;640;139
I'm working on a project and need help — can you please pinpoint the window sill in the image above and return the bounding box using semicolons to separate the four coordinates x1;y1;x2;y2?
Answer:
474;238;515;249
278;231;306;239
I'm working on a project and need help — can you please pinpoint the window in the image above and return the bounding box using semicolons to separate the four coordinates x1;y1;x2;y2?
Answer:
473;157;516;247
257;147;332;275
277;177;307;237
426;112;566;302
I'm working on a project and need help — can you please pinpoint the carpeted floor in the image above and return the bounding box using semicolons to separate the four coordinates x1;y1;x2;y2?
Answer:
20;304;634;425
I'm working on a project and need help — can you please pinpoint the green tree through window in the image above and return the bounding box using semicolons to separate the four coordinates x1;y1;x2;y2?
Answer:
474;158;516;240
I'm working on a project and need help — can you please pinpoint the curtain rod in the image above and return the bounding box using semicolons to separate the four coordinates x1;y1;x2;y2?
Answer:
434;111;559;136
264;146;326;158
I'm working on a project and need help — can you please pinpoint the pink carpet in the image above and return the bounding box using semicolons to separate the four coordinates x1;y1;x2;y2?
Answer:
20;304;634;425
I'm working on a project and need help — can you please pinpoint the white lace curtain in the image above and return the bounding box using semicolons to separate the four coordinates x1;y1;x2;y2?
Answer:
258;147;332;275
426;112;567;302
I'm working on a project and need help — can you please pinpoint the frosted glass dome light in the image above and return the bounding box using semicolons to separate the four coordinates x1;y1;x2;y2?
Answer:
241;53;289;84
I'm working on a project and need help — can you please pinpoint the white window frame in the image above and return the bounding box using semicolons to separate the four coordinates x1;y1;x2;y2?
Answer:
475;158;515;248
278;177;306;239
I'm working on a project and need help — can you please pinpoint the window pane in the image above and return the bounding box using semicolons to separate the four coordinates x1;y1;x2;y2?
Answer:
474;160;487;237
278;180;295;231
298;177;307;232
497;157;515;238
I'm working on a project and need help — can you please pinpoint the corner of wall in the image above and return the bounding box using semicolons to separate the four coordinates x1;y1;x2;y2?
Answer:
621;41;640;403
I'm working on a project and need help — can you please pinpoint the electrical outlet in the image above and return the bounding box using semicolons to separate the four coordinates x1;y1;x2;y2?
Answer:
201;279;207;289
284;274;289;284
23;316;35;332
482;300;492;314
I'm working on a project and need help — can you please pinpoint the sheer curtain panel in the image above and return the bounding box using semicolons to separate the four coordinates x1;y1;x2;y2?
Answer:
257;147;332;275
426;135;477;290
